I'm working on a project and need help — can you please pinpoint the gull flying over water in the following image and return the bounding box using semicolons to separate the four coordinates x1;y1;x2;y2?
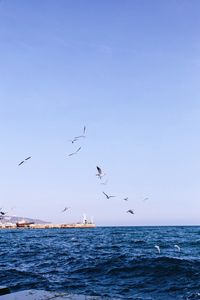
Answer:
126;209;134;214
18;156;31;166
61;207;70;213
96;166;106;179
143;197;149;202
155;245;160;254
0;211;7;216
68;147;81;157
174;245;181;252
123;197;128;201
102;192;115;199
75;126;86;139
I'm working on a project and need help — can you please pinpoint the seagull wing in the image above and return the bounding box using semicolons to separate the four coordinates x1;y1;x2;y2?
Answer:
96;166;102;175
68;152;75;156
25;156;31;161
83;126;86;135
102;192;109;198
174;245;181;251
76;147;81;153
155;245;160;253
18;161;24;166
127;209;134;214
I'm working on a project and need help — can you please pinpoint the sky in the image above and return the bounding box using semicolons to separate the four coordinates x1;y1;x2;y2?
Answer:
0;0;200;226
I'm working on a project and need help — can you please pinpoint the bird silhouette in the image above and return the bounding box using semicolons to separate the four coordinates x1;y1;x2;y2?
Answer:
68;147;81;156
126;209;134;214
102;192;115;199
61;207;70;213
96;166;106;179
18;156;31;166
75;126;86;139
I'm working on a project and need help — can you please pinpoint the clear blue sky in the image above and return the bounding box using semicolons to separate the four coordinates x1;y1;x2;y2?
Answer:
0;0;200;225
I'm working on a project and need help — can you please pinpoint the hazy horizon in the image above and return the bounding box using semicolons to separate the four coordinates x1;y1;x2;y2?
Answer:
1;0;200;226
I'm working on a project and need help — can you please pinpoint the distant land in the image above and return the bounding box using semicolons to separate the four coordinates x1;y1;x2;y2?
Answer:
0;215;49;224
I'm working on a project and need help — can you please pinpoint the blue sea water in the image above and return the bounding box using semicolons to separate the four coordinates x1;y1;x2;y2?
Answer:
0;226;199;300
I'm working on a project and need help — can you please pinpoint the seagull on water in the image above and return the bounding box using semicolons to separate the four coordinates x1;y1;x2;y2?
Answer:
102;192;115;199
68;147;81;156
174;245;181;252
126;209;134;214
96;166;106;179
155;245;160;254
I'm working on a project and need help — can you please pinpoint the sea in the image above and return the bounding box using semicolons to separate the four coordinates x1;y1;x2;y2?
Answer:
0;226;199;300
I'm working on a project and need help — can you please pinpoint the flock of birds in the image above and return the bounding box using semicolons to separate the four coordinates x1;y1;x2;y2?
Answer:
1;125;147;218
1;125;182;254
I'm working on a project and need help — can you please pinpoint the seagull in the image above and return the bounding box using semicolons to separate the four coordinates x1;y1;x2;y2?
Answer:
143;197;149;202
123;197;128;201
75;126;86;139
102;192;115;199
0;211;7;216
96;166;106;179
174;245;181;252
155;245;160;254
68;147;81;156
126;209;134;214
61;207;70;213
18;156;31;166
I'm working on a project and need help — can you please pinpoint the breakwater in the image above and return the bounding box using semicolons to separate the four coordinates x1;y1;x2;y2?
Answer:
0;223;96;229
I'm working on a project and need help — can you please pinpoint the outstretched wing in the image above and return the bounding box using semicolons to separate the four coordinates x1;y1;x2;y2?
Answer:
76;147;81;153
18;161;24;166
102;191;108;198
96;166;102;175
25;156;31;161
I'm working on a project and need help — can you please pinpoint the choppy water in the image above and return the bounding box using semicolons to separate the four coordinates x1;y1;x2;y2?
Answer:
0;226;200;299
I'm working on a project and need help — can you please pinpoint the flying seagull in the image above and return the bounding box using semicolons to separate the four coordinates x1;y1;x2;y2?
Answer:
174;245;181;252
75;126;86;139
96;166;106;179
123;197;128;201
18;156;31;166
0;211;7;216
68;147;81;157
61;207;70;213
155;245;160;254
102;192;115;199
126;209;134;214
143;197;149;202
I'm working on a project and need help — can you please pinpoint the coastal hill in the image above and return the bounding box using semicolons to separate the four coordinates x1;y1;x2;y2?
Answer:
0;215;49;224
